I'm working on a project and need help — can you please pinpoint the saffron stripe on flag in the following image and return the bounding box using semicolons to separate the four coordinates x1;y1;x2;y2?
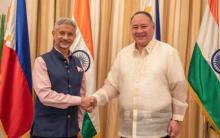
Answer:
73;0;94;58
208;0;219;24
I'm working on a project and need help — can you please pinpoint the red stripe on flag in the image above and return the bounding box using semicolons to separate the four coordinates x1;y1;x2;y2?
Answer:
73;0;94;58
208;0;219;25
0;46;33;138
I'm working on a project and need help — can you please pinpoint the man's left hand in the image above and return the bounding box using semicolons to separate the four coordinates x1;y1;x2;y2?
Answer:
168;120;181;138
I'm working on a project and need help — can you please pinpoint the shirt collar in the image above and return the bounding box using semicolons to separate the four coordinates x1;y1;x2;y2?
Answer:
54;47;72;58
132;39;156;56
52;47;73;62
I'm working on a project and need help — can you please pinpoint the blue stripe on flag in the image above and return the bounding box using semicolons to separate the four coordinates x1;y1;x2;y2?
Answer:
155;0;161;40
16;0;32;91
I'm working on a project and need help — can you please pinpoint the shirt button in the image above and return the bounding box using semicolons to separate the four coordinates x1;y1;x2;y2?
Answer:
68;85;72;88
67;70;70;73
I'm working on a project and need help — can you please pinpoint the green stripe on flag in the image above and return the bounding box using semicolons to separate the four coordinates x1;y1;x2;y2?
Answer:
0;14;6;62
82;112;97;138
188;43;220;131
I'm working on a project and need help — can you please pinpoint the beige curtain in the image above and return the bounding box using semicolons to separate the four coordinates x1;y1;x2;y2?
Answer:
0;0;220;138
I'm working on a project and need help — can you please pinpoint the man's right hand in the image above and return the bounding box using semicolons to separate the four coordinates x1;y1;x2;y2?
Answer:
80;96;97;113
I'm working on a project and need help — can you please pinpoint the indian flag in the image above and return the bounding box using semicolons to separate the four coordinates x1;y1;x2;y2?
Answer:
72;0;100;138
188;0;220;133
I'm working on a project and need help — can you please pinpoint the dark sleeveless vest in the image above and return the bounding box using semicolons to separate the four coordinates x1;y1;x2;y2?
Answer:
31;48;83;137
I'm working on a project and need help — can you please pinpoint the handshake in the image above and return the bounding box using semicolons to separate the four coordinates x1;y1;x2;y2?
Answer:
80;96;97;113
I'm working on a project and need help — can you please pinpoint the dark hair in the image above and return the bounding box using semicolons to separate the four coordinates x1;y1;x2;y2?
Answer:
130;11;153;22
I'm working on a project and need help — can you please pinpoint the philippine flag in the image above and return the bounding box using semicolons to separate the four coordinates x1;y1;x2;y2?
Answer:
0;0;34;138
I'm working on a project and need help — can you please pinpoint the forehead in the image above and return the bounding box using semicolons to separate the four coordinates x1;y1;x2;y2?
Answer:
55;24;75;32
131;14;152;25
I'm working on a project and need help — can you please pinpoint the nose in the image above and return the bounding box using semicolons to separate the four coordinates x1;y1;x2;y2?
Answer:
136;27;144;33
63;34;69;40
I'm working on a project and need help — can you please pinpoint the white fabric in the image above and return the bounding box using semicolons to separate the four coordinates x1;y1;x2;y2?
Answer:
94;39;188;138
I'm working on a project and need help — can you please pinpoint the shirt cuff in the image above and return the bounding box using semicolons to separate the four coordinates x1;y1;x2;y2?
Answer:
93;88;109;105
71;96;81;106
172;114;184;121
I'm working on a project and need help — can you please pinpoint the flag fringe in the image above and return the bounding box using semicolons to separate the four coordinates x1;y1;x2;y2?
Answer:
188;84;220;135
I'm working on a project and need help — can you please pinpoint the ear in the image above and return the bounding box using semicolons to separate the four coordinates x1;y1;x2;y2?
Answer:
52;30;55;36
152;23;155;29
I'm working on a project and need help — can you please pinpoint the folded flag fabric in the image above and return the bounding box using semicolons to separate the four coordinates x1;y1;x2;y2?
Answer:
188;0;220;133
0;0;34;137
72;0;100;138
